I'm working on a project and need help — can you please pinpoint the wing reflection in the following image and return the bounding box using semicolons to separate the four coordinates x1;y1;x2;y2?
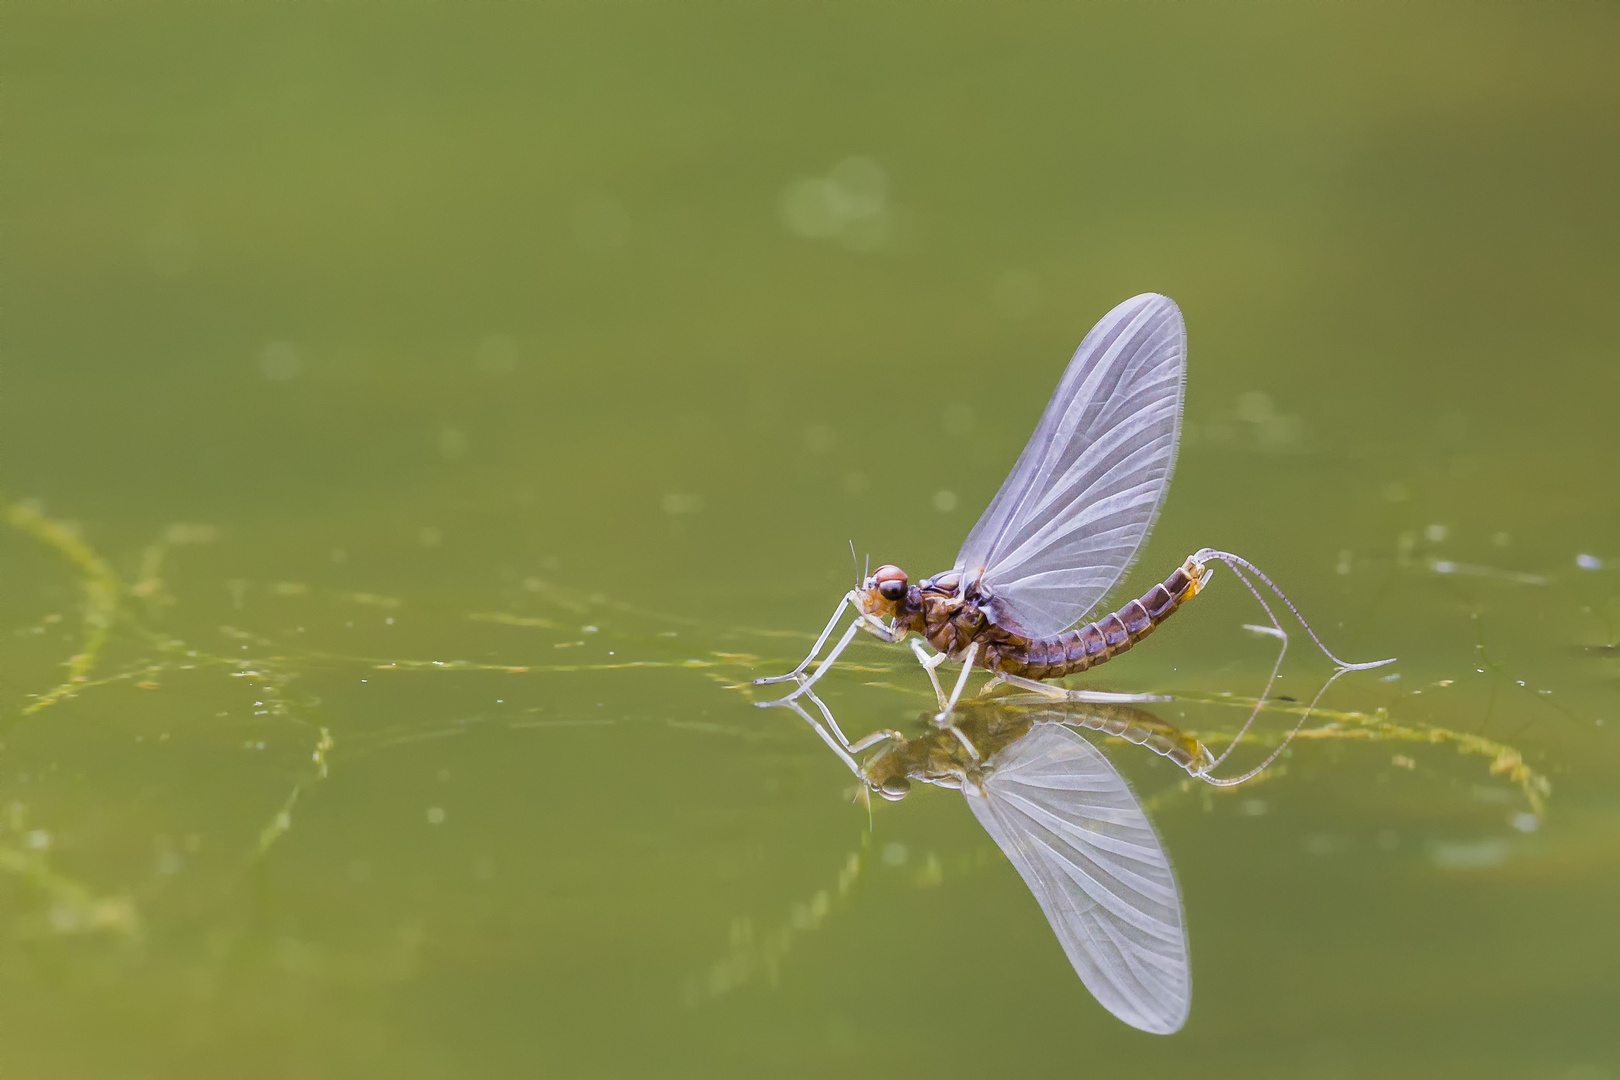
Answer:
863;702;1207;1034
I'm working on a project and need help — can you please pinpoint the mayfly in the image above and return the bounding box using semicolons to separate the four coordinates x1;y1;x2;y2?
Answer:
757;293;1392;785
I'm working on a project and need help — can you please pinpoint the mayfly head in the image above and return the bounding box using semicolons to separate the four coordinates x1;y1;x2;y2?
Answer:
872;775;911;803
859;743;913;803
856;564;909;617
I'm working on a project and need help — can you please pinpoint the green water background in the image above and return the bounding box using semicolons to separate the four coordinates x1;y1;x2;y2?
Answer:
3;4;1617;1077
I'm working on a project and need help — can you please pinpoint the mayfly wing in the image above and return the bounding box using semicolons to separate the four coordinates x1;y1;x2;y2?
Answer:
953;293;1186;639
963;722;1191;1034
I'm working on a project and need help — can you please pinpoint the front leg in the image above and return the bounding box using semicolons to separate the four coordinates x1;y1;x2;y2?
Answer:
755;612;908;707
755;592;857;685
860;612;908;642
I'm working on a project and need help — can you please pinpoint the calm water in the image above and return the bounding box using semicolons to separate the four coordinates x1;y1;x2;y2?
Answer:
3;5;1618;1077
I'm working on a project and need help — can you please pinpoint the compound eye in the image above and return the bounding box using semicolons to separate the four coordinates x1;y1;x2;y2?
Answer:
879;777;911;802
870;565;907;602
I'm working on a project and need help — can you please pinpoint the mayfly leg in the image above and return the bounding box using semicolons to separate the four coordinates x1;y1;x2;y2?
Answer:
754;591;857;685
776;695;861;776
756;602;910;708
992;671;1172;704
780;686;901;771
934;641;980;721
909;639;950;709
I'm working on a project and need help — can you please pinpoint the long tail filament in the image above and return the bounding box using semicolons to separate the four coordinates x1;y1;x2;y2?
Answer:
1191;548;1395;788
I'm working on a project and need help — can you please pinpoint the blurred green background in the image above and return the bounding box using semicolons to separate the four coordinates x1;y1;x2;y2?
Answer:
2;4;1617;1077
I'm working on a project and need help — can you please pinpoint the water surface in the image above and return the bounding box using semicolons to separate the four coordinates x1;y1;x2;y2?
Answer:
3;4;1617;1077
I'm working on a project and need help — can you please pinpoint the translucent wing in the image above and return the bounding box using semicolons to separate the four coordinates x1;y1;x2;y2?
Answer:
953;293;1186;639
964;723;1190;1034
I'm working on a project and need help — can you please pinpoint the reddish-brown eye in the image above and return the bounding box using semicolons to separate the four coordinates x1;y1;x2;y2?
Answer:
871;565;907;602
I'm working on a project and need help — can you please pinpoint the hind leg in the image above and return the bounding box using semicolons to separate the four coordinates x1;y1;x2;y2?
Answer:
997;671;1171;704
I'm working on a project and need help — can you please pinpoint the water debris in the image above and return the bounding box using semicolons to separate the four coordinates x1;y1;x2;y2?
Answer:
1164;695;1552;816
663;718;790;743
779;156;892;251
680;833;987;1009
0;838;138;935
1428;838;1509;871
508;718;614;730
5;500;120;716
1429;560;1547;586
344;592;402;609
1575;553;1603;571
468;612;564;630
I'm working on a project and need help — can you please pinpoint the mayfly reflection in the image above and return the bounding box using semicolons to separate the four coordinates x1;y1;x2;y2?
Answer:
785;698;1210;1034
758;293;1393;788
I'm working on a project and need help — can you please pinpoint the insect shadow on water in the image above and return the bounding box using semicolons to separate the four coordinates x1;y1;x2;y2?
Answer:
695;690;1552;1019
711;698;1209;1032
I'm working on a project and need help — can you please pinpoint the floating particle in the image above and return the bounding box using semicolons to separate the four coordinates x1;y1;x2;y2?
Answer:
1236;391;1274;424
258;341;302;381
780;157;891;250
1429;839;1508;870
661;493;703;516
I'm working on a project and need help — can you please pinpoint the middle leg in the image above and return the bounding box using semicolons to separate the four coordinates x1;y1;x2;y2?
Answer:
909;639;949;708
934;641;980;721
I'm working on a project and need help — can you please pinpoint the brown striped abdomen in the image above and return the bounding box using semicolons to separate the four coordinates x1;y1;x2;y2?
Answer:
985;555;1209;680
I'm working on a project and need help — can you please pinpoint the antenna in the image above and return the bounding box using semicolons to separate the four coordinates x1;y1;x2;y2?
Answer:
849;539;860;585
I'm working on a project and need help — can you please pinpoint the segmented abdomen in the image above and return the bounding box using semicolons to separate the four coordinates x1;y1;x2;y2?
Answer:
989;556;1207;680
